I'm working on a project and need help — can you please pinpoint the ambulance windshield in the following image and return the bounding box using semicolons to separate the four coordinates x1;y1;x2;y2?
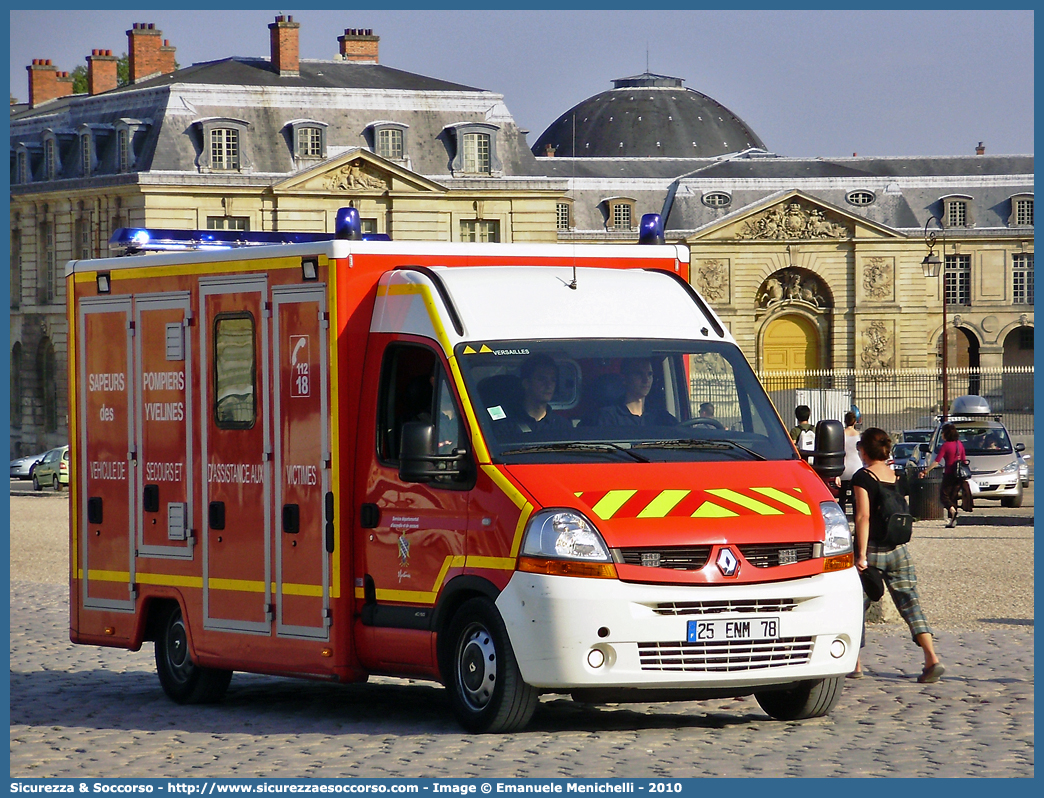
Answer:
456;340;796;464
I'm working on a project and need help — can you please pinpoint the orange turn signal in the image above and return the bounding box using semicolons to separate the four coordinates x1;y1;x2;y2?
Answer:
517;557;618;579
823;553;854;572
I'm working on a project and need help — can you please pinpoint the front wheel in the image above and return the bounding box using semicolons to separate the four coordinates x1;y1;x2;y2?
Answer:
754;676;844;720
32;473;41;491
444;597;537;733
155;605;232;704
1002;482;1023;508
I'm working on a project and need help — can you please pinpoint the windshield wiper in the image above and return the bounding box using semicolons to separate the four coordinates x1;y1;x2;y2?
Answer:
498;441;650;463
631;438;767;460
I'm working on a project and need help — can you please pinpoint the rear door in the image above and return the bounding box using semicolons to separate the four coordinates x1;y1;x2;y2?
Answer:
199;275;272;633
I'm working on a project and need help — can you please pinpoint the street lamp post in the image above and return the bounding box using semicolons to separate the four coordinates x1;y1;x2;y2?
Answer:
922;217;948;421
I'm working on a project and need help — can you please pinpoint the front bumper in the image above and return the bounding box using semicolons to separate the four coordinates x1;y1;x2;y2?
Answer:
497;569;862;691
966;474;1020;497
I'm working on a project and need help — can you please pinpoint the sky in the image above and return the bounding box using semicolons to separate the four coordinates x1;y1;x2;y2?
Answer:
7;8;1036;159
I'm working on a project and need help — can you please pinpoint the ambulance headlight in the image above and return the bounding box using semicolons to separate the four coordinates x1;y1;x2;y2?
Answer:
521;510;612;562
820;502;852;556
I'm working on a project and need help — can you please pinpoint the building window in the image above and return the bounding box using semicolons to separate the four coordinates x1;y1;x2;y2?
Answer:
377;128;403;160
1014;198;1033;226
556;202;572;230
462;133;491;174
1013;253;1034;304
37;337;57;433
210;128;240;170
947;199;968;227
44;139;57;181
846;190;876;206
81;135;92;177
39;222;55;304
11;230;21;309
460;219;500;243
361;218;378;236
17;150;29;184
702;192;732;208
944;254;970;306
207;216;250;231
11;342;22;429
214;314;256;428
118;129;130;172
296;126;324;158
74;218;91;260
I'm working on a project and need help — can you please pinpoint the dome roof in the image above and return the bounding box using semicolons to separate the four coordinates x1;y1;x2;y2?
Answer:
531;73;766;159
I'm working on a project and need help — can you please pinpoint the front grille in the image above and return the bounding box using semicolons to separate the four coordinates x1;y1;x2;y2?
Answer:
653;598;799;616
637;638;814;672
615;547;712;570
737;543;815;568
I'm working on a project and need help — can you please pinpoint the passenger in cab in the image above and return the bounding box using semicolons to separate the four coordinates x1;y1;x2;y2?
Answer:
597;357;677;427
516;354;570;434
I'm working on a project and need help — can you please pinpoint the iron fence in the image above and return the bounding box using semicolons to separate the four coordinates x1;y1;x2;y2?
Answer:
751;366;1034;437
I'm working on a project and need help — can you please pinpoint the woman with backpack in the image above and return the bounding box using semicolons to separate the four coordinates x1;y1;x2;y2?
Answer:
921;422;969;528
851;427;944;683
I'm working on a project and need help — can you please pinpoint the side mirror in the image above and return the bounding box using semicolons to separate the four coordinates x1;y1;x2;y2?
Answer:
918;443;930;453
811;419;845;482
1015;442;1025;452
398;421;468;483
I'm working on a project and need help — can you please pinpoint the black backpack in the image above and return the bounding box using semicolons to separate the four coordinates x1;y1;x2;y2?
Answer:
867;470;913;546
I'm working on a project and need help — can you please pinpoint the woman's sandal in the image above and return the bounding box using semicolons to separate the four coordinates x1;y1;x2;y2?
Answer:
917;662;945;683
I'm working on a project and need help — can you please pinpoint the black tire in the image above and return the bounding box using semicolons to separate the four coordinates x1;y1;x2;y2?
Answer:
754;676;844;721
53;475;61;491
32;473;41;491
155;605;232;704
1002;483;1023;508
443;597;537;733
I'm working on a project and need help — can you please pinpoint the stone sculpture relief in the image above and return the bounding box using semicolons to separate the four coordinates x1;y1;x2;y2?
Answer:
738;202;849;240
695;259;729;302
861;256;893;300
756;269;826;309
326;160;388;192
860;320;894;369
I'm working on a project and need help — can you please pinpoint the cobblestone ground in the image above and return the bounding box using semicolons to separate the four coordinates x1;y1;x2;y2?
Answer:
9;492;1035;778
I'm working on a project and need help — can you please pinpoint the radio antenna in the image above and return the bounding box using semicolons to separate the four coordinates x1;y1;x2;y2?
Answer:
568;113;577;289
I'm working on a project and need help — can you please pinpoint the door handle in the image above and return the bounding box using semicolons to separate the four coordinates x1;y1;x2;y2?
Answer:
282;503;300;534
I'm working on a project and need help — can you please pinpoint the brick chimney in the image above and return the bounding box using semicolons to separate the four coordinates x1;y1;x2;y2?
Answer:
544;144;556;157
976;141;985;156
128;23;176;83
269;15;301;76
87;49;118;95
338;28;379;63
27;59;59;108
56;71;74;98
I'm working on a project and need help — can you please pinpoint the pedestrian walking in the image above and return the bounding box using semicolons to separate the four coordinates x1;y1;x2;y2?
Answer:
921;422;970;528
838;410;861;514
851;427;944;683
790;405;814;460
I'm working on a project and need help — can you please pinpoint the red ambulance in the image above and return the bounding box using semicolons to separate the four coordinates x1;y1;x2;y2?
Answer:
68;211;860;733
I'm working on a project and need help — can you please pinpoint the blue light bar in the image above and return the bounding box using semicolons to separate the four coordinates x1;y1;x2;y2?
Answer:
638;213;665;245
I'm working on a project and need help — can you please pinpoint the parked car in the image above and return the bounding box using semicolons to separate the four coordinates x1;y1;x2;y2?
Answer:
1017;451;1031;488
901;429;934;445
32;445;69;491
890;441;921;494
10;450;46;480
925;396;1025;508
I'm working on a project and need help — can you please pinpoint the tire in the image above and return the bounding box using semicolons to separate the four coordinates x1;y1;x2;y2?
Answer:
754;676;844;721
1002;483;1024;508
443;597;537;733
155;605;232;704
32;473;41;491
53;475;61;491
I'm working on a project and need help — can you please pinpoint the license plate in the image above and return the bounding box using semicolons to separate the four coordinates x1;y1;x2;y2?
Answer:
687;616;780;643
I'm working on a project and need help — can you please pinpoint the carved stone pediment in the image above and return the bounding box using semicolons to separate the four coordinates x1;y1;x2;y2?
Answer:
324;159;390;193
738;201;850;241
756;268;829;310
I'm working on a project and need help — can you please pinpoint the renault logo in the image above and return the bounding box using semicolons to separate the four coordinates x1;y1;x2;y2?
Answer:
716;547;740;577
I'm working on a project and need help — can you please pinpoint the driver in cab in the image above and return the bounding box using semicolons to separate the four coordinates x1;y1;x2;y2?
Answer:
597;357;677;427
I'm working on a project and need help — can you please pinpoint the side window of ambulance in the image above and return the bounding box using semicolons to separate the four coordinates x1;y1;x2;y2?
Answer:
213;313;256;429
377;344;438;462
434;369;466;456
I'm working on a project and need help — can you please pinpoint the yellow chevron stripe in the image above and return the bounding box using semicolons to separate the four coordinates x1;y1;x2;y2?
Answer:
482;464;528;510
638;489;690;518
751;487;812;514
592;489;637;520
706;489;784;515
509;502;533;558
691;502;739;518
466;556;516;570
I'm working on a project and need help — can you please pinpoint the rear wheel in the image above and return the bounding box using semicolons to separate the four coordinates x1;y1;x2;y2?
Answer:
444;597;537;733
754;676;844;720
155;605;232;704
52;475;61;491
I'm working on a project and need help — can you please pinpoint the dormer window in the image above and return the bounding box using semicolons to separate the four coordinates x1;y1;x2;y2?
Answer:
846;190;876;206
43;136;58;181
702;191;732;208
194;118;251;174
115;118;150;174
118;129;130;172
1009;194;1033;227
80;133;93;177
367;122;409;162
15;148;30;184
941;195;973;228
447;122;501;176
288;120;328;160
603;197;636;231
